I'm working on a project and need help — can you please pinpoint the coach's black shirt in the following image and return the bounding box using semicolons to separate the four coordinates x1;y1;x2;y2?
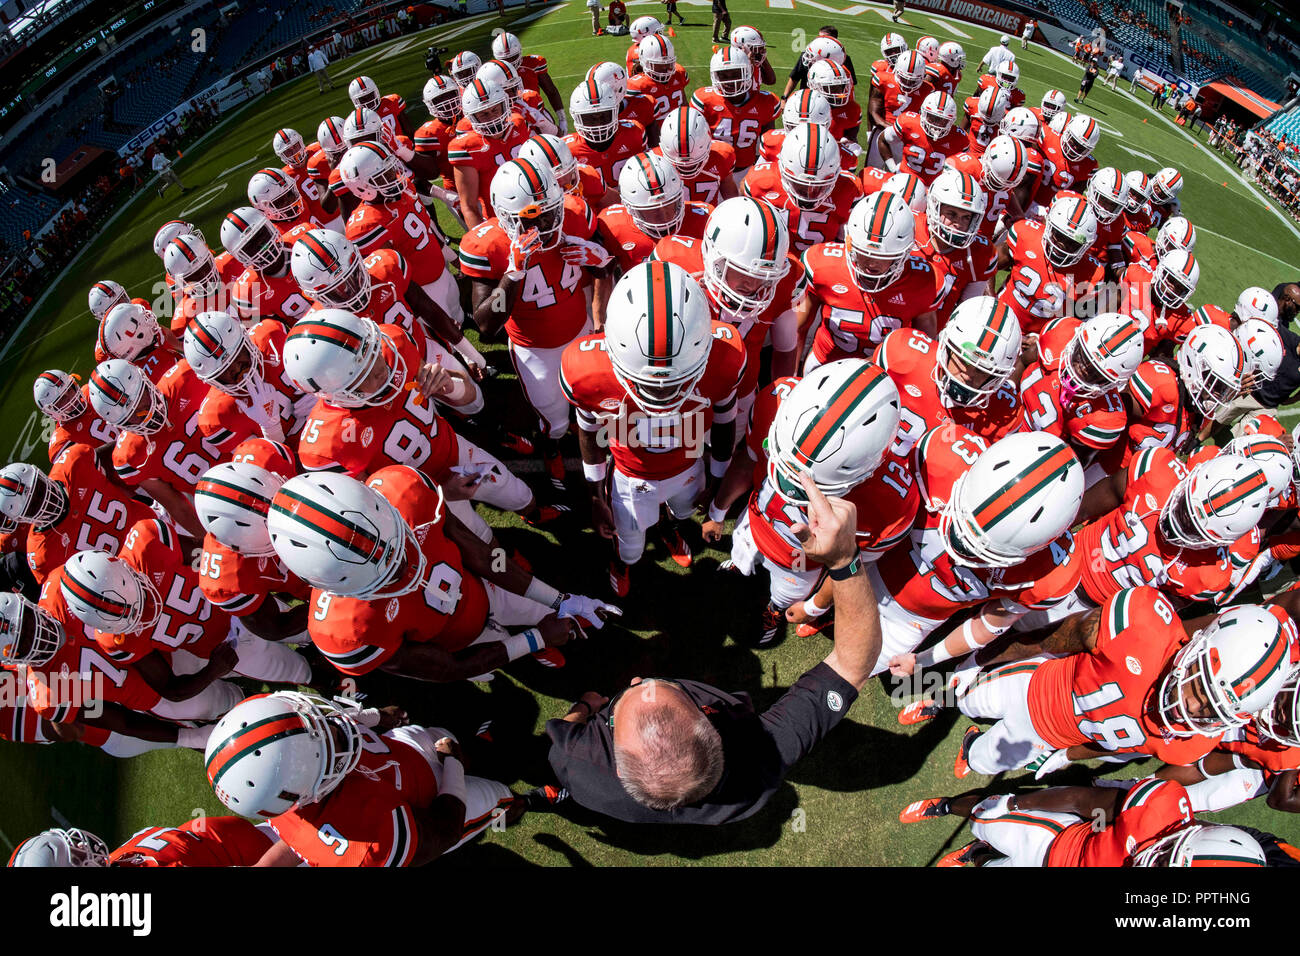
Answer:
545;662;858;825
1256;320;1300;408
787;53;858;90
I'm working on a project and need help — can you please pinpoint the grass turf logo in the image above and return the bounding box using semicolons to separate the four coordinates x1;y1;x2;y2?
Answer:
49;887;151;936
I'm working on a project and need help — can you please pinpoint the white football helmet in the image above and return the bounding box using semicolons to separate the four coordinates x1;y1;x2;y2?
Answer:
880;33;908;64
1085;166;1128;223
348;75;381;112
153;219;204;259
844;191;914;293
1154;216;1196;259
89;359;167;434
342;106;386;147
1133;825;1266;868
700;197;790;320
981;134;1027;191
1235;318;1284;382
1124;170;1151;213
710;46;753;98
1151;166;1183;204
196;461;287;557
206;692;365;819
802;35;847;68
273;127;307;167
1258;662;1300;747
638;33;677;84
268;473;423;599
569;76;620;144
730;25;766;62
1177;323;1245;418
619;152;685;239
60;549;160;635
100;302;162;361
248;167;304;223
338;141;407;204
588;61;629;104
919;91;957;140
604;261;714;415
1061;113;1100;163
1042;193;1097;269
1059;312;1143;399
941;432;1083;568
808;59;853;108
462;77;513;139
767;360;900;503
491;31;524;70
777;123;840;211
893;50;927;93
448;50;482;88
1000;106;1040;145
938;41;964;70
491;157;566;250
1159;453;1268;551
1040;88;1067;123
995;58;1020;90
1223;433;1293;506
88;280;127;320
284;310;405;409
659;106;713;178
0;462;67;528
916;35;940;63
630;15;663;43
221;206;285;272
1235;286;1279;327
478;59;525;104
33;370;86;422
0;592;63;668
184;310;264;398
518;133;581;195
927;166;986;249
291;229;370;312
316;116;349;164
782;89;832;131
934;296;1022;409
423;75;462;123
1158;602;1293;737
164;234;221;297
882;171;927;215
8;827;109;867
1152;250;1200;310
975;86;1011;127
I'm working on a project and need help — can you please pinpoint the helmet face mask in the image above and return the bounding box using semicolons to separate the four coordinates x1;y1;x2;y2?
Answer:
932;298;1020;409
274;128;307;166
660;107;712;178
1043;199;1095;269
33;371;86;422
449;51;482;88
1157;631;1248;737
348;76;381;112
919;92;956;140
0;593;65;667
91;362;169;434
700;198;790;321
464;80;513;139
9;828;110;868
0;463;68;528
61;552;162;636
1259;667;1300;747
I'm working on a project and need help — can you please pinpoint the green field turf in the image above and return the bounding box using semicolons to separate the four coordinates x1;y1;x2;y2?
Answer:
2;0;1299;866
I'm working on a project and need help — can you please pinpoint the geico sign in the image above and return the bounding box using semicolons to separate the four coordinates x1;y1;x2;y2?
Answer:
1129;51;1199;96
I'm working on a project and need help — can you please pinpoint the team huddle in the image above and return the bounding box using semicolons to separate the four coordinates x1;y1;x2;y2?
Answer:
0;15;1297;868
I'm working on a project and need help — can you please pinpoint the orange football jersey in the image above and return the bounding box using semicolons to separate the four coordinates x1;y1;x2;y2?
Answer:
345;190;447;287
198;534;310;617
564;120;646;193
196;320;302;453
595;200;711;272
627;65;690;122
110;816;273;867
913;214;997;322
47;383;119;463
997;217;1103;336
742;163;860;254
1033;123;1099;204
111;361;225;492
1046;778;1195;867
689;87;780;169
892;111;969;184
229;264;313;325
447;114;530;219
1018;362;1126;456
651;141;737;206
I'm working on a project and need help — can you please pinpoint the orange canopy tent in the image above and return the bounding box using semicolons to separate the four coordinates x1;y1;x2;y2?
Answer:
1201;78;1282;119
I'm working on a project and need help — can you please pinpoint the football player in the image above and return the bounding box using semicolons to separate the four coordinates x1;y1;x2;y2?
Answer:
96;302;181;388
0;451;152;586
588;61;655;142
271;128;340;230
1082;166;1131;273
270;468;614;677
561;261;746;594
248;167;328;238
448;77;530;228
869;50;933;133
915;167;997;323
742;123;859;256
567;72;649;193
758;90;856;174
1148;166;1184;232
491;31;567;129
926;42;964;98
657;106;739;208
690;46;781;185
1126;249;1201;355
519;132;614;211
310;116;360;221
628;34;690;129
162;233;241;336
348;74;412;138
807;58;861;143
945;134;1029;241
730;24;776;88
874;92;968;185
33;370;119;465
413;75;467;221
220;206;315;326
960;86;1010;157
995;192;1103;336
597;151;710;271
10;816;275;867
1032;112;1101;206
460;159;612;486
206;692;559;866
625;15;664;76
799;191;941;368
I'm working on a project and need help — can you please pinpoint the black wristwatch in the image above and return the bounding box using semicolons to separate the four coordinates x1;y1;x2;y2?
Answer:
827;555;861;580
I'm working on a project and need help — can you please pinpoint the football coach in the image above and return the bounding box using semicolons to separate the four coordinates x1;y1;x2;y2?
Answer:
545;473;881;824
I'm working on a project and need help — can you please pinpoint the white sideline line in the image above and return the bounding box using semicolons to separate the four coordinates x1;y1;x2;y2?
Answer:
512;2;568;25
768;0;794;7
1196;225;1299;269
943;20;972;38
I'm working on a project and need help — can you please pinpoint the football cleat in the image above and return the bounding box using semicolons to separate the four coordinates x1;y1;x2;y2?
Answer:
937;840;988;867
900;797;951;823
609;559;631;598
898;698;943;726
954;725;981;778
660;522;692;568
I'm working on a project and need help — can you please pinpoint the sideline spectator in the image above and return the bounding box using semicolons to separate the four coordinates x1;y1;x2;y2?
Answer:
152;149;187;197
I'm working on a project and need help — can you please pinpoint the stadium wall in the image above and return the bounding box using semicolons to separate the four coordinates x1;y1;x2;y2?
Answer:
1037;19;1203;98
